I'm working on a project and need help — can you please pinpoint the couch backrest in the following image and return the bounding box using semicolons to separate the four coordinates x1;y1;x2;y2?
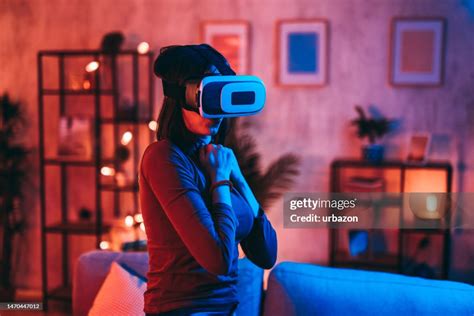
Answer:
73;250;264;316
73;250;149;316
263;261;474;316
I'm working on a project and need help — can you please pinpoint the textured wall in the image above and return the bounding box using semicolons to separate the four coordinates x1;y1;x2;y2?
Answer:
1;0;473;290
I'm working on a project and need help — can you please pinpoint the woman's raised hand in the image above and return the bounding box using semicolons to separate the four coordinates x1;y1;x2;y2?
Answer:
199;144;233;182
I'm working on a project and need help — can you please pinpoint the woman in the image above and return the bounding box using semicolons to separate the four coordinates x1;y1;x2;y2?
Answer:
139;44;277;316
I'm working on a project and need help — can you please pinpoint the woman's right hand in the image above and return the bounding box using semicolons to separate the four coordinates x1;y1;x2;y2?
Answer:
199;144;233;182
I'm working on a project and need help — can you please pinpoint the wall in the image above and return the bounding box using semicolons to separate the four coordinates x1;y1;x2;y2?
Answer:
1;0;473;291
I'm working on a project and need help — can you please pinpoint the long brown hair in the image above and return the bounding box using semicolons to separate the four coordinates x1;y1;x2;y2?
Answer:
153;44;233;151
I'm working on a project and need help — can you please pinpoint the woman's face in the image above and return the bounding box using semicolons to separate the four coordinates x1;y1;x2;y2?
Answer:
181;65;223;136
182;109;223;136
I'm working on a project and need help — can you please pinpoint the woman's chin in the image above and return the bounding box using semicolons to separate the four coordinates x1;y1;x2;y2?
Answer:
209;125;221;135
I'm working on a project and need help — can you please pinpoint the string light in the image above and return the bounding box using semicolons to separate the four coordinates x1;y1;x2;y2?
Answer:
85;61;100;72
148;120;158;131
137;42;150;54
99;241;110;250
82;80;91;90
124;215;134;227
134;213;143;223
121;131;133;145
100;166;115;176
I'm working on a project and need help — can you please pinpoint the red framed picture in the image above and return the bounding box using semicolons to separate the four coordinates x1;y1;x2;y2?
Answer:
389;17;446;87
200;21;250;74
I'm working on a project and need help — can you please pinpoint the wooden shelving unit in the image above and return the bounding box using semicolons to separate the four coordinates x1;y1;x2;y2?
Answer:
37;49;155;310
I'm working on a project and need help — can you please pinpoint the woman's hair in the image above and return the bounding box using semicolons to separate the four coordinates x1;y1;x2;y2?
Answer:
153;44;234;150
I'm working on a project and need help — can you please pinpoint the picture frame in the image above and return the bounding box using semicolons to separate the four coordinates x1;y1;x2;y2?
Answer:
276;19;329;87
407;133;431;163
389;17;446;86
200;20;250;74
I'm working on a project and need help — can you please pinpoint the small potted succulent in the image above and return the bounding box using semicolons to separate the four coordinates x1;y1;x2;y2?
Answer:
352;105;393;163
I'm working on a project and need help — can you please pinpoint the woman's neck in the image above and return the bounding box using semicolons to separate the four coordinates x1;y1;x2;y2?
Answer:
195;135;212;146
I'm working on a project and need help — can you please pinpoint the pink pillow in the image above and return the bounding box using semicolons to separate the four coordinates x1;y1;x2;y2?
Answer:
88;261;147;316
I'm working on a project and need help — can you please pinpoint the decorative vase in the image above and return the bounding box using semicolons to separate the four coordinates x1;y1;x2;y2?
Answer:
362;144;384;163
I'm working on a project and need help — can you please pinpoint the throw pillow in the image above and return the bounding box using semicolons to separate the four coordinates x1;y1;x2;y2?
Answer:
88;261;147;316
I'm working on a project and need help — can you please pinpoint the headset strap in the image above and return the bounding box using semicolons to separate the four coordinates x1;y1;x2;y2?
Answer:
161;44;235;109
189;44;236;76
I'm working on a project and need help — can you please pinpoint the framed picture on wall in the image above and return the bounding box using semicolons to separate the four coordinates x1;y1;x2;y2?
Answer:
200;21;250;74
389;18;446;86
276;19;329;87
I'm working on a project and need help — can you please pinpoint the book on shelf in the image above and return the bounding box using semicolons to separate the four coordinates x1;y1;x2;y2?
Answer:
342;176;385;192
57;116;93;160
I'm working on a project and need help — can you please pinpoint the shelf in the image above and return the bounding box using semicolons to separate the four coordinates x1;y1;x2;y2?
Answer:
39;49;153;56
45;221;112;235
331;159;452;170
42;89;114;95
100;183;138;192
333;251;399;271
100;117;153;124
401;228;449;235
47;285;72;301
44;158;95;166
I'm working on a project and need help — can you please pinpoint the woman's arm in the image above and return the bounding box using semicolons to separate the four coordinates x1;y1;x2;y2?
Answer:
239;205;278;269
228;150;278;269
232;175;259;218
141;142;236;275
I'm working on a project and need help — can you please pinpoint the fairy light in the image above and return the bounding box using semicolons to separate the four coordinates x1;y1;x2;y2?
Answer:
134;213;143;223
124;215;134;227
99;241;110;250
100;166;115;176
121;131;133;145
85;61;100;72
148;120;158;131
82;80;91;90
137;42;150;54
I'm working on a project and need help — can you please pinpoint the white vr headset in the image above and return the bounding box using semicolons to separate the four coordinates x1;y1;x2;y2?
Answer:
163;75;266;118
158;44;266;118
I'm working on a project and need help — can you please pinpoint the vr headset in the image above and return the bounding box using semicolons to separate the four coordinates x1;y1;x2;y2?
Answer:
163;75;266;118
160;45;266;118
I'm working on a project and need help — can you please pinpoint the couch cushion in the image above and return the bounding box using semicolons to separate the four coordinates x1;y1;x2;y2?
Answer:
89;262;147;316
73;250;263;316
263;261;474;316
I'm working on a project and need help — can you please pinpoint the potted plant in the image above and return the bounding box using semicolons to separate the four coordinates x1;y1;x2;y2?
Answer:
0;94;30;300
225;118;301;210
352;105;393;163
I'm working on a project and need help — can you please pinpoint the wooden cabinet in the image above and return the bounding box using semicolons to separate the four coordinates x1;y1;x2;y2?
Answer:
329;159;452;279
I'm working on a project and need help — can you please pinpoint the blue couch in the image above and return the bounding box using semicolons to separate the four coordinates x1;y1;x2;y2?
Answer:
264;261;474;316
73;251;474;316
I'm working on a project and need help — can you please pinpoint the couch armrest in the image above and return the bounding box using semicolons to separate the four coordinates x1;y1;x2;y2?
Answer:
263;261;474;316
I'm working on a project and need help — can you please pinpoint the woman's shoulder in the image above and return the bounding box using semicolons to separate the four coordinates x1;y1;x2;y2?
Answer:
142;139;186;164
